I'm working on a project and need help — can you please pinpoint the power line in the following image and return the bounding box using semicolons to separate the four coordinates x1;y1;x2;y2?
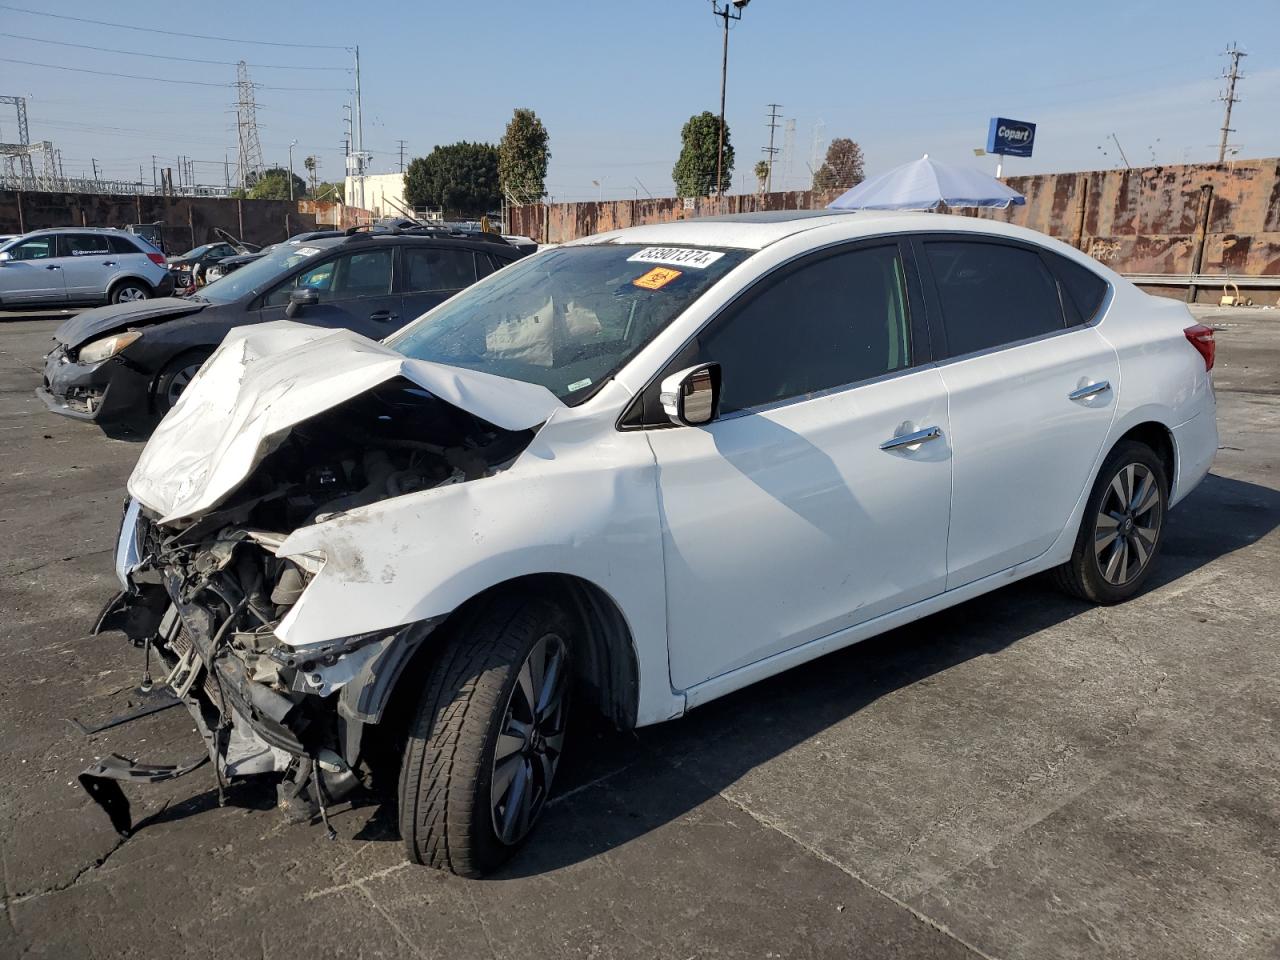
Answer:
0;3;350;50
0;57;350;91
1217;42;1247;163
1;32;351;70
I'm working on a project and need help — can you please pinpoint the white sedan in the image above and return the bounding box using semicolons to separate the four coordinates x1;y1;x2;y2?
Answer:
97;210;1217;876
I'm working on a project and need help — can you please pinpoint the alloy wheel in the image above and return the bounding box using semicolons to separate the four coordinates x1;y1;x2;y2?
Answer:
1094;462;1162;586
490;632;570;846
165;363;203;407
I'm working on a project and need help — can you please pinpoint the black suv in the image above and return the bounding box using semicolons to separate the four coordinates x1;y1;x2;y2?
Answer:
39;229;528;437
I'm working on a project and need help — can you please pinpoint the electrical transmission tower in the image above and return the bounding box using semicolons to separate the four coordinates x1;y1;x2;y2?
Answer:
762;104;782;192
1217;43;1247;163
234;61;265;190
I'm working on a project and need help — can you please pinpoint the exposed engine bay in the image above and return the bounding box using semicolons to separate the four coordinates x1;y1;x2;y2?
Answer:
83;379;535;836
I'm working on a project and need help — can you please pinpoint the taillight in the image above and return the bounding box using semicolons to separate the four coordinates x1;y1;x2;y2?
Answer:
147;252;166;266
1184;324;1215;371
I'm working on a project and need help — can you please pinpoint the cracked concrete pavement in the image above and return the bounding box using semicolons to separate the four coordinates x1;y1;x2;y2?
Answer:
0;305;1277;959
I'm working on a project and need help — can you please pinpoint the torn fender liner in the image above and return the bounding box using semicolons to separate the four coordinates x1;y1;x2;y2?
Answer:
79;753;210;837
128;320;564;524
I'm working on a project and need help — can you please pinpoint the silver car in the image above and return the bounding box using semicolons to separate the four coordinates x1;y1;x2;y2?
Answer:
0;228;174;307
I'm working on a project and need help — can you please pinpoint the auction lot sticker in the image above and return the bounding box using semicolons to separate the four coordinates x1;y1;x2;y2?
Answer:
633;267;683;290
627;246;725;269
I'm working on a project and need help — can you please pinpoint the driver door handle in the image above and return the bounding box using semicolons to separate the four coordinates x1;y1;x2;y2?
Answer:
369;310;399;322
880;425;943;451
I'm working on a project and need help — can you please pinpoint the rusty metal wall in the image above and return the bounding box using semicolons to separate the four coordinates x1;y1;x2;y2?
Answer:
511;159;1280;280
0;191;372;252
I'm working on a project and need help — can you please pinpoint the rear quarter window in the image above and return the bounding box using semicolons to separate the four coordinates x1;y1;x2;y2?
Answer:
1044;251;1108;325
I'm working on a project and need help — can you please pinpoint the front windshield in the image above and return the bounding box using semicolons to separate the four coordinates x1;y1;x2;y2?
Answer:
387;243;748;404
195;242;335;304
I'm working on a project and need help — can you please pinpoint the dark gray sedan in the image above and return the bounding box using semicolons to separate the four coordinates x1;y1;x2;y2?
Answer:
38;230;525;437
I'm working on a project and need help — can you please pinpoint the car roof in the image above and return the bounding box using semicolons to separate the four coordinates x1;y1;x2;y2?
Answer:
23;226;132;236
574;209;1085;254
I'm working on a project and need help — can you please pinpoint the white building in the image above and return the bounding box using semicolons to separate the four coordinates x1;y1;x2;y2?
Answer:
344;172;408;218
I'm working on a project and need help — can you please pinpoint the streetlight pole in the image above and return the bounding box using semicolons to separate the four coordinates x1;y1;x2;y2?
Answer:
711;0;750;198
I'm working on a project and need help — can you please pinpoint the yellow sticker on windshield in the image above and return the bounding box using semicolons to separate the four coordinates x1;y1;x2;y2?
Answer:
633;267;682;290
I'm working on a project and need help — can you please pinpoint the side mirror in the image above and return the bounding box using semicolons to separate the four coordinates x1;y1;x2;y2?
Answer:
284;287;319;318
660;363;721;426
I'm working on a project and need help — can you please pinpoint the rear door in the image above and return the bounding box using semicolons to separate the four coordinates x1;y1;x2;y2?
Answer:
398;244;479;326
0;235;66;303
914;235;1120;589
258;246;401;337
57;233;117;300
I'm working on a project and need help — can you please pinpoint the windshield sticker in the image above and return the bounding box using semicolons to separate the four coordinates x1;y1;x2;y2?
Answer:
567;377;592;391
295;246;322;256
627;246;724;269
632;266;682;290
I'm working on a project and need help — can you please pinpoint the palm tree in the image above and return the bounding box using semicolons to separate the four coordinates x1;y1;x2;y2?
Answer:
303;156;318;197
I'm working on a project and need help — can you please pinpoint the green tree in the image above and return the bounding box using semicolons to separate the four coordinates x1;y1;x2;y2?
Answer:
811;138;865;191
247;167;308;200
404;142;501;217
753;159;771;193
498;108;550;204
673;111;733;197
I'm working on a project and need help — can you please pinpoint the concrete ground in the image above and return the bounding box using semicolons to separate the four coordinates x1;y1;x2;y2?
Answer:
0;305;1276;960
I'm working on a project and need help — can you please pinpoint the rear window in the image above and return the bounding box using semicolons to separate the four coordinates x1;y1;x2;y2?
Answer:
925;241;1066;358
109;236;142;255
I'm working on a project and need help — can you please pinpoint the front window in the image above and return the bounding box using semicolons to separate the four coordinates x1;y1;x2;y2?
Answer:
387;243;748;404
194;243;339;304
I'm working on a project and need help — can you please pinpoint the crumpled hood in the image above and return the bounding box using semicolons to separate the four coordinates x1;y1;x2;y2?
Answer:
56;298;206;348
128;320;563;524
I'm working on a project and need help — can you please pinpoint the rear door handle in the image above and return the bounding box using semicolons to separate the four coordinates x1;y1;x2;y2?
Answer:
880;425;943;451
369;310;399;322
1068;380;1111;401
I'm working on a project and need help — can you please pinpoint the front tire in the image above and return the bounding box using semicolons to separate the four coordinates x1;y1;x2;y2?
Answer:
398;594;573;877
1052;440;1168;604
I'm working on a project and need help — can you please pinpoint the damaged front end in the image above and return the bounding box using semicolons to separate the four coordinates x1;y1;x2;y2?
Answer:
83;373;539;837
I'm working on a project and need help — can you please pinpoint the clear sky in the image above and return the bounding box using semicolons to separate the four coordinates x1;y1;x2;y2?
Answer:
1;0;1277;202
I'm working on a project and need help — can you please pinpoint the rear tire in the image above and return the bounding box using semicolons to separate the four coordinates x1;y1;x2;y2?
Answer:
398;594;573;877
109;280;151;304
1052;440;1168;604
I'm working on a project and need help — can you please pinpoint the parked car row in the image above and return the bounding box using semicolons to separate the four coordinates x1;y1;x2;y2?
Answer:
56;210;1215;879
38;226;532;435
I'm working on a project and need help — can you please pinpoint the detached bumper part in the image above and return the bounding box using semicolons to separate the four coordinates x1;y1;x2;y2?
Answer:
79;753;210;838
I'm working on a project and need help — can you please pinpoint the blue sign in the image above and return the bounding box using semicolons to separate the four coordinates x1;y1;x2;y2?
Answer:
987;117;1036;157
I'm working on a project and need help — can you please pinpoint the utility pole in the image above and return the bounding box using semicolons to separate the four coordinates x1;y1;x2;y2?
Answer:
1217;42;1246;163
396;139;406;173
764;102;782;193
711;1;750;198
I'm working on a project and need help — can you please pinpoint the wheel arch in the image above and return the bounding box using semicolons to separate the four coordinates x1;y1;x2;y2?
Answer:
378;573;642;735
107;275;156;299
1113;419;1176;495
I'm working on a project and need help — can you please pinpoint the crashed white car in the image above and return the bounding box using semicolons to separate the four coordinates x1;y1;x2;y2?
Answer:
92;211;1217;876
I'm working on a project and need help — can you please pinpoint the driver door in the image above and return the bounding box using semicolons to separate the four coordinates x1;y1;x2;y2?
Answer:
259;247;403;337
644;241;953;691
